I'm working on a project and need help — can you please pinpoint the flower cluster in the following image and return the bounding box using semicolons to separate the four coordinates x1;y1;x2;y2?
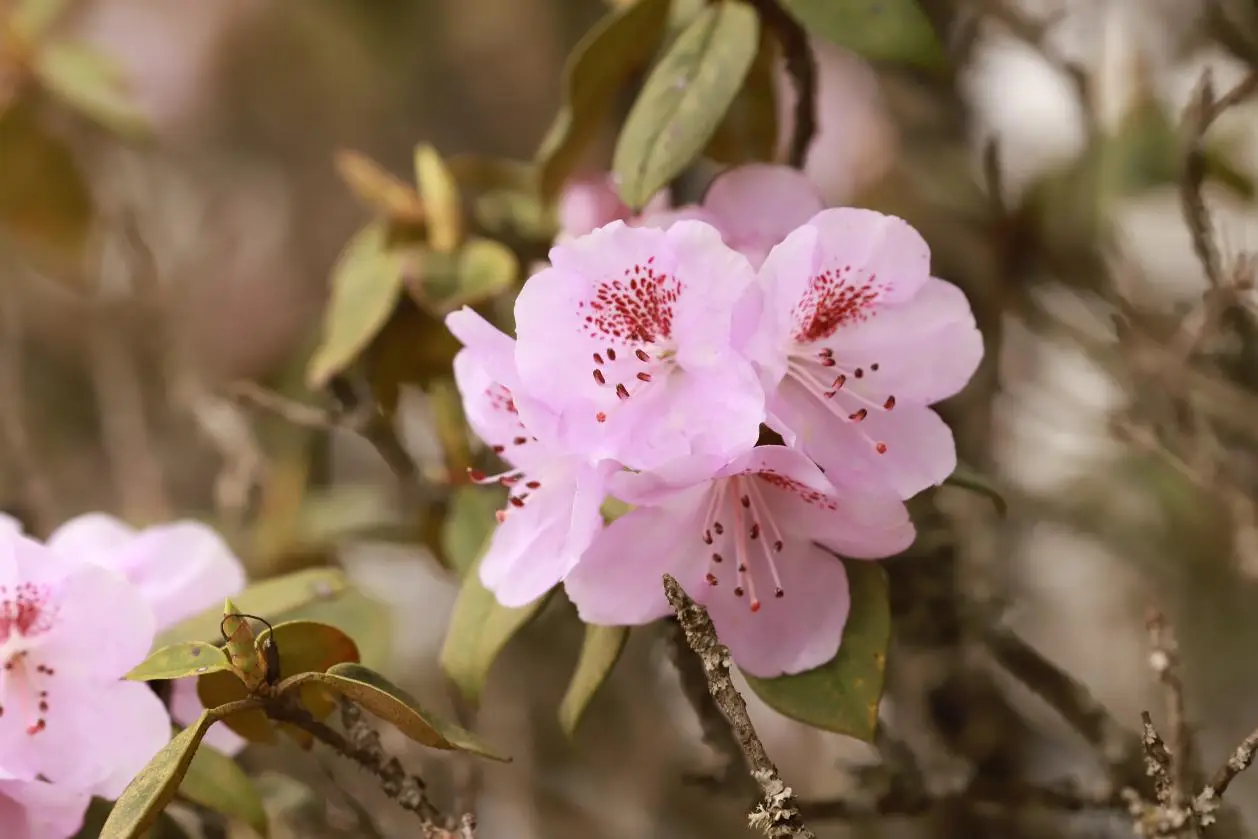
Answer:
448;164;983;680
0;514;246;839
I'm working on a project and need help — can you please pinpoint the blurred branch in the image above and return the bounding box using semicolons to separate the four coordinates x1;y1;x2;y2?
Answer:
746;0;816;167
800;777;1122;819
0;290;58;535
663;574;817;839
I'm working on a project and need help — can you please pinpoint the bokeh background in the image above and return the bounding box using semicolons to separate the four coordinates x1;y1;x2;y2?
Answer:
7;0;1258;836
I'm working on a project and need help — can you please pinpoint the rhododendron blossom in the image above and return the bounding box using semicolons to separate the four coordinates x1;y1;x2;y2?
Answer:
0;772;91;839
750;207;983;499
556;175;669;241
564;446;914;677
0;527;169;798
448;307;615;607
513;220;765;471
641;164;825;270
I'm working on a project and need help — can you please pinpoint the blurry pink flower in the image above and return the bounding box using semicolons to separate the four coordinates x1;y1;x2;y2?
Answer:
0;773;92;839
640;164;824;269
0;530;169;798
556;176;669;241
43;514;249;757
749;208;983;499
564;446;913;677
513;220;765;471
448;308;615;607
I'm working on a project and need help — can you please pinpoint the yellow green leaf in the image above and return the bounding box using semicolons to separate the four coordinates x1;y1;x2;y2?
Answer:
10;0;72;43
414;144;463;252
311;662;509;760
441;484;502;579
179;739;269;837
126;643;230;682
32;41;150;138
196;670;272;744
705;26;778;165
612;0;760;209
742;558;889;741
440;554;551;705
306;221;404;389
409;237;519;316
99;711;218;839
221;599;266;690
778;0;945;70
273;585;392;672
536;0;673;202
258;620;360;719
558;624;629;737
334;149;426;224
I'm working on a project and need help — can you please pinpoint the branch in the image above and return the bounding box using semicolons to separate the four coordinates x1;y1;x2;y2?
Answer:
746;0;817;168
668;618;746;788
1146;611;1195;807
662;574;817;839
800;776;1123;820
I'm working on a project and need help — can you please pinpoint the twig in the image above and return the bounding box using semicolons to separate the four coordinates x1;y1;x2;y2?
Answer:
1206;724;1258;798
984;622;1143;784
1146;611;1195;807
662;574;817;839
745;0;817;168
266;698;468;839
668;618;746;787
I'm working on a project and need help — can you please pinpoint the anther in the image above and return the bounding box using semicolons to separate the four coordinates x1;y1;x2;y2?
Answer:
513;436;528;445
870;363;880;371
706;573;719;586
854;368;864;378
525;480;541;489
733;586;745;597
593;369;606;385
883;396;896;410
833;374;847;389
635;349;650;362
773;540;783;552
606;348;617;361
468;468;486;482
875;442;888;454
740;495;750;508
509;497;525;508
749;523;760;540
593;353;604;365
636;372;652;382
820;357;836;367
712;553;723;564
615;383;630;400
703;529;713;545
713;522;724;535
495;510;507;523
491;445;505;454
750;599;761;613
596;412;607;423
849;408;868;422
774;587;784;598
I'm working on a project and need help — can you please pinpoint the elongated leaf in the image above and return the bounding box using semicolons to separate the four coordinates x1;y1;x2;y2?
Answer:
559;624;629;737
10;0;72;42
155;568;351;648
779;0;944;70
100;711;218;839
943;463;1008;517
440;557;550;705
409;237;518;316
33;41;150;138
742;559;889;741
306;221;404;389
705;26;778;165
441;484;502;578
613;1;760;208
536;0;673;201
335;149;426;224
126;643;230;682
259;620;360;719
179;742;269;837
196;670;273;744
414;144;462;252
310;663;509;761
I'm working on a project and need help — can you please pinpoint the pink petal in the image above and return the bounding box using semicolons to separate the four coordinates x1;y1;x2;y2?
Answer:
558;177;634;239
817;277;983;405
45;513;137;561
769;378;956;498
169;677;246;756
608;453;732;506
445;307;519;391
88;681;173;799
635;204;720;232
564;492;710;626
479;461;610;608
452;348;534;459
702;164;824;269
699;540;850;678
96;521;246;629
0;777;91;839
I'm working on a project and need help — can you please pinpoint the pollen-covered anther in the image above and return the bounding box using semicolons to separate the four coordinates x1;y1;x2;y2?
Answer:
593;369;606;385
635;348;650;362
596;411;607;423
606;348;617;361
749;523;760;540
615;383;630;400
525;480;542;489
703;529;713;545
883;396;896;410
849;408;868;422
706;573;719;586
876;442;888;454
593;352;604;365
509;497;526;508
636;372;652;382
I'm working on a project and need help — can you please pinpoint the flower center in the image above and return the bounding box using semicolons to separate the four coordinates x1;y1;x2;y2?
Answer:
0;582;57;736
785;346;897;456
699;476;787;613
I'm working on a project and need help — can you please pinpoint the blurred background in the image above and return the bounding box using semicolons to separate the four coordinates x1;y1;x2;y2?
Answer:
6;0;1258;836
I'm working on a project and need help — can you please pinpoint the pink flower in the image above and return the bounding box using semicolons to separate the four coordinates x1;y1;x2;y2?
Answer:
641;164;825;270
513;220;766;471
0;772;91;839
448;308;615;607
556;175;669;241
0;529;170;798
563;446;914;677
41;514;249;757
749;208;983;499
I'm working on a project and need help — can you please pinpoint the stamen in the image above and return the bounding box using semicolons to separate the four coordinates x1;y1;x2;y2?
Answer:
635;349;650;362
636;372;652;382
849;408;867;422
606;348;617;361
525;480;541;489
596;412;607;423
469;466;524;486
593;369;606;385
615;383;630;400
509;496;526;508
876;442;888;454
593;352;604;365
746;479;787;600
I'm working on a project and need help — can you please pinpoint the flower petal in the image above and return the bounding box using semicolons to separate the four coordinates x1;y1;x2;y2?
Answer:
88;681;174;799
169;678;247;756
817;277;983;405
699;540;849;678
564;489;710;626
0;777;91;839
479;461;610;608
702;164;824;268
446;307;519;391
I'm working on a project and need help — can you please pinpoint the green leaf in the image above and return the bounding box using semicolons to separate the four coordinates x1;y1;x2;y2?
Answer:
440;555;551;705
309;662;510;760
273;585;392;672
441;484;502;579
10;0;72;43
306;221;405;389
612;0;760;209
32;41;151;138
535;0;673;201
335;149;426;224
179;739;269;837
100;711;218;839
779;0;945;70
155;568;351;648
196;670;273;745
259;620;360;719
410;237;518;315
414;144;463;252
559;624;629;737
705;27;778;165
742;558;889;741
943;463;1008;517
126;642;231;682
